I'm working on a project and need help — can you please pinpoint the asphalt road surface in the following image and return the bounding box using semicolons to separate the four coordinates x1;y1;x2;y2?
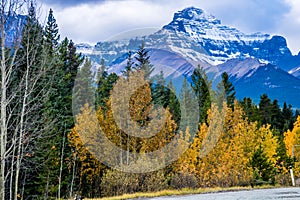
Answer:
144;187;300;200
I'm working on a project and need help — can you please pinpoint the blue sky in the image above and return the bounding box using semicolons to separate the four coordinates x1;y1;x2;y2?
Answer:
40;0;300;54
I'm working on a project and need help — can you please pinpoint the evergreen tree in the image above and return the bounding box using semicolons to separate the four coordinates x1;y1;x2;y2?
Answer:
250;147;275;185
96;58;118;110
180;78;198;136
96;59;108;108
282;102;294;132
66;39;84;89
191;66;211;124
54;38;83;198
122;51;134;78
166;80;181;126
13;2;44;83
239;97;260;122
95;58;114;110
44;8;60;55
134;42;154;79
15;1;43;66
259;94;272;125
73;58;95;114
221;72;236;108
295;110;300;122
28;1;36;20
97;58;108;79
271;99;284;132
152;71;168;107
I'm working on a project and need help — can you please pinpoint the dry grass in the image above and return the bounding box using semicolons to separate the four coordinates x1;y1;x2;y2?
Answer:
84;185;279;200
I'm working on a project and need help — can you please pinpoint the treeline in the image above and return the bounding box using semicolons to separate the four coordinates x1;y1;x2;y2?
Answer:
70;45;300;198
1;2;300;200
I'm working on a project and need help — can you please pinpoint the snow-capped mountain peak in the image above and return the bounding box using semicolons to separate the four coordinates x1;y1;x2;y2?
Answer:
172;7;221;25
156;7;295;66
163;7;269;42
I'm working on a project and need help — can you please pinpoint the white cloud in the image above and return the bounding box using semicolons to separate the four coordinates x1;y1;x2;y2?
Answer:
277;0;300;54
44;1;181;44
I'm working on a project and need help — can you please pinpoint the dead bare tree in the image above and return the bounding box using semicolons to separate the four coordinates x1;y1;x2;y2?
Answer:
0;1;54;199
0;1;24;199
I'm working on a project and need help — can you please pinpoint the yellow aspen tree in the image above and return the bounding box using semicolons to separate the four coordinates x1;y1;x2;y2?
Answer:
294;116;300;146
194;102;278;187
284;129;295;157
172;127;197;174
284;116;300;176
68;104;106;196
68;128;103;181
257;125;279;165
284;116;300;156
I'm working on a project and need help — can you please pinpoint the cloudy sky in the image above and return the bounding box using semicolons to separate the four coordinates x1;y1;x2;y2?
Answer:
39;0;300;54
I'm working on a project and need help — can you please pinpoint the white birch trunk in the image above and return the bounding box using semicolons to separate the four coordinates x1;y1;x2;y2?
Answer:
0;4;8;199
58;131;66;199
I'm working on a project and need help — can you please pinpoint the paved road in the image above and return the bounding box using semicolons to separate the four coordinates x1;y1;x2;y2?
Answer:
144;187;300;200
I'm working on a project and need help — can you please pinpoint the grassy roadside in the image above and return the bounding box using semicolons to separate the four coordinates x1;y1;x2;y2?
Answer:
86;185;281;200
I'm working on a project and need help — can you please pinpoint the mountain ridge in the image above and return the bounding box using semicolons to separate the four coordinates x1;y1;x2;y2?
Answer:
76;7;300;107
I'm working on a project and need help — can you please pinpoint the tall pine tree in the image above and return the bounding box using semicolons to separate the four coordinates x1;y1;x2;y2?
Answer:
134;42;154;79
221;72;236;108
96;58;118;111
180;77;198;136
122;51;134;78
259;94;272;125
191;66;211;124
152;71;168;107
44;8;60;55
73;58;94;114
166;80;181;126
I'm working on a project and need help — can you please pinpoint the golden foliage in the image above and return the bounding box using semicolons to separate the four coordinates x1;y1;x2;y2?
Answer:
68;121;103;187
69;82;282;195
284;116;300;176
284;116;300;157
174;101;279;187
284;129;295;157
